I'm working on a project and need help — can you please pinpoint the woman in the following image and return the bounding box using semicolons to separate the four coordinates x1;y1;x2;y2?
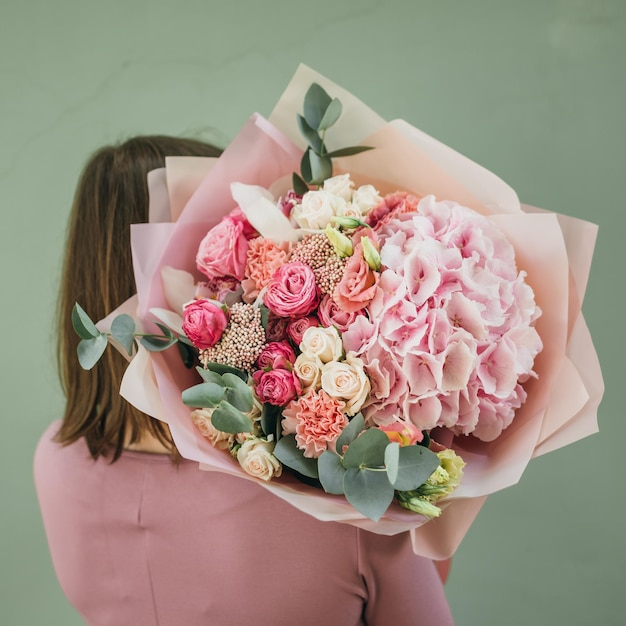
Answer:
34;135;455;626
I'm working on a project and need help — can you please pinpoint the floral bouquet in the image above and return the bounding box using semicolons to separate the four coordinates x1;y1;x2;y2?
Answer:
74;65;603;559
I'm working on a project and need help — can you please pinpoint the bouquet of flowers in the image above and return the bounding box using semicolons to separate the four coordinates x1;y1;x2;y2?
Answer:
74;65;602;558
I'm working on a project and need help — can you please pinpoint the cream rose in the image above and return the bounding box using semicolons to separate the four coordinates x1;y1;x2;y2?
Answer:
191;409;235;451
291;190;346;230
322;173;354;201
236;438;283;481
352;184;382;215
293;353;324;392
300;326;343;363
320;353;370;415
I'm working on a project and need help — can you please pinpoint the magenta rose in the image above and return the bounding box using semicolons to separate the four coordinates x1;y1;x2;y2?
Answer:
253;368;302;406
263;262;319;318
256;341;297;371
196;213;250;282
317;295;363;332
287;315;320;345
182;299;228;349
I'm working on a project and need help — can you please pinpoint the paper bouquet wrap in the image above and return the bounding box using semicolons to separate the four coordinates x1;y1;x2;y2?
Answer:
100;65;602;559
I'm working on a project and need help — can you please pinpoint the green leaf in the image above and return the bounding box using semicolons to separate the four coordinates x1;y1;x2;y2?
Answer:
204;361;248;381
140;335;177;352
259;304;270;331
303;83;332;130
77;334;108;370
71;303;100;340
110;314;135;356
273;434;319;478
177;340;196;368
392;445;441;491
318;451;346;495
343;468;395;522
211;401;254;434
343;427;389;469
196;366;223;385
300;149;313;184
260;403;280;439
181;382;225;408
336;413;366;454
222;373;253;413
384;442;400;485
155;322;174;338
325;145;375;158
308;151;333;185
292;172;309;196
296;114;322;152
318;98;342;131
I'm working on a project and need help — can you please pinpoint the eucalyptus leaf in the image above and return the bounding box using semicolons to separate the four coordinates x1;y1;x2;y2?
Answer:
140;335;177;352
204;362;248;381
260;403;280;439
71;303;100;340
259;304;270;331
222;373;253;413
273;434;319;479
336;413;366;454
300;149;313;184
325;146;375;158
343;467;395;522
303;83;332;130
384;442;400;485
77;334;108;370
196;366;223;385
292;172;309;196
110;314;136;356
177;341;196;368
211;401;254;434
181;382;225;408
318;451;346;495
392;445;441;491
154;322;174;338
308;151;333;185
343;427;389;469
318;98;342;131
296;114;322;152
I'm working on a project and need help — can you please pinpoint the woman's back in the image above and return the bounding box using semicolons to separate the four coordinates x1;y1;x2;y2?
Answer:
35;421;454;626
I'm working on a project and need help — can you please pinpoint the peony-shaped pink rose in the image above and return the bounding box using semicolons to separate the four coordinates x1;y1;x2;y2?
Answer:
263;262;319;318
287;315;320;345
253;368;302;406
196;213;250;282
317;295;363;333
333;244;378;313
182;299;228;349
256;341;297;371
282;389;348;458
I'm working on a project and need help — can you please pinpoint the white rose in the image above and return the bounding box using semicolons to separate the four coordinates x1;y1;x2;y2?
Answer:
352;184;382;215
300;326;343;363
335;201;364;220
293;353;324;391
292;190;346;230
322;174;354;201
191;409;235;450
320;353;370;415
237;438;283;481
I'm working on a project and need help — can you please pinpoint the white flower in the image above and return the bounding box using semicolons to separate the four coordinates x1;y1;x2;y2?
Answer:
237;438;282;481
292;190;346;230
293;353;324;391
322;173;354;201
351;184;382;214
191;409;234;450
300;325;343;363
320;353;370;415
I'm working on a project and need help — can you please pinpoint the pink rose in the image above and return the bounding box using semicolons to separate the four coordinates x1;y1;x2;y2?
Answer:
287;315;320;345
265;313;290;342
317;295;362;333
333;245;378;313
378;421;424;446
182;299;228;349
253;368;302;406
263;262;319;318
196;213;250;282
256;341;297;371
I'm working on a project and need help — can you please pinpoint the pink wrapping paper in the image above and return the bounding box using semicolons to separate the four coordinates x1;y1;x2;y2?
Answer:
114;65;603;559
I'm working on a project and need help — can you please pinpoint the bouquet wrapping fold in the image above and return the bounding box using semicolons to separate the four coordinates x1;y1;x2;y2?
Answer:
107;65;602;559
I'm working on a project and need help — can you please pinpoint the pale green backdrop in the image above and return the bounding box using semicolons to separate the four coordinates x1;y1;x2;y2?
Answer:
1;1;623;624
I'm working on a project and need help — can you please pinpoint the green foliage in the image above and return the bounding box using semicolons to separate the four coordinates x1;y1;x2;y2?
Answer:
110;314;136;356
391;445;440;491
181;382;225;407
343;467;395;523
203;361;248;381
71;303;100;340
317;451;346;495
222;373;254;413
342;427;389;468
77;335;108;370
211;401;254;434
273;434;319;479
260;403;280;439
336;413;366;453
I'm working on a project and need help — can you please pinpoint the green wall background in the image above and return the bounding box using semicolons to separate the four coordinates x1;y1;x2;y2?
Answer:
2;1;623;624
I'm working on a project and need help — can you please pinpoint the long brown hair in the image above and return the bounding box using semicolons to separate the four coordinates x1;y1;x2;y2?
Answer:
56;135;223;461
